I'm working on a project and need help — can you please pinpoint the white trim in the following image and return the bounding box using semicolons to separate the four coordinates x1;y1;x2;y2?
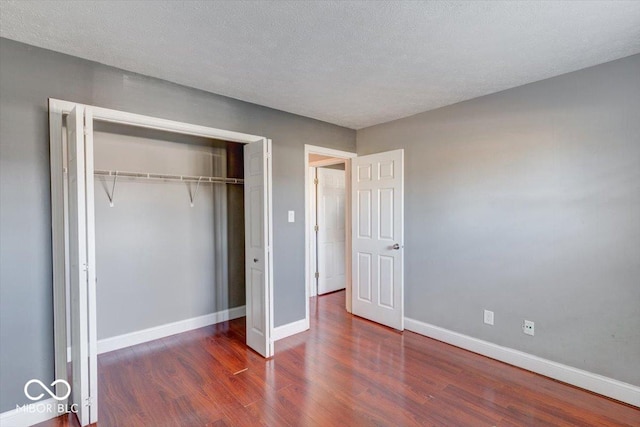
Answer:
308;166;318;297
405;317;640;408
84;107;98;424
50;99;264;143
304;144;356;327
67;306;246;360
343;159;353;314
266;139;275;357
272;319;309;341
48;100;68;411
0;398;65;427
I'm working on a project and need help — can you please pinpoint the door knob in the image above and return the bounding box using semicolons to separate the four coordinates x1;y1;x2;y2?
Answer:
392;243;400;250
254;258;259;263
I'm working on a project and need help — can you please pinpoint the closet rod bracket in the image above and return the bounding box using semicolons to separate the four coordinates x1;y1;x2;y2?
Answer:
188;176;203;208
106;171;118;207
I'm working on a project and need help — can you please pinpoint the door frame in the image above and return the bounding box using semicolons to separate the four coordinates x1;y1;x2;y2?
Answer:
304;145;356;322
49;99;275;416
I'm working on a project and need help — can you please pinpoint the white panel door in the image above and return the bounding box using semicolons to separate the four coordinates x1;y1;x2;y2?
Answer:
244;139;273;357
352;150;404;330
67;106;98;425
317;168;346;295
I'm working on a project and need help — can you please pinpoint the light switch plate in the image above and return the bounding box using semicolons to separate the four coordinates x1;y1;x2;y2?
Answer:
288;210;295;223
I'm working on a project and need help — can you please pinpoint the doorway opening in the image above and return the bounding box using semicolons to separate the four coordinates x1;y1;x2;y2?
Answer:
304;145;357;323
311;157;346;296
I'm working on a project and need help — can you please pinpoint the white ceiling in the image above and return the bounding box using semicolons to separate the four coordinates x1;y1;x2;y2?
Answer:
1;1;639;129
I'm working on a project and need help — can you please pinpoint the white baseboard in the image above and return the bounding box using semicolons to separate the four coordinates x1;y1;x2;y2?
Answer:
272;318;309;341
0;398;65;427
404;317;640;408
99;305;246;354
67;306;246;360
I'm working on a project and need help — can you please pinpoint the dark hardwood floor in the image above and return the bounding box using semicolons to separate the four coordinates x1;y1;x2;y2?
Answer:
37;291;638;426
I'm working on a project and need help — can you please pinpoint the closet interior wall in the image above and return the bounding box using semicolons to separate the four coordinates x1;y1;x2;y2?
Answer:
225;141;245;309
77;122;245;341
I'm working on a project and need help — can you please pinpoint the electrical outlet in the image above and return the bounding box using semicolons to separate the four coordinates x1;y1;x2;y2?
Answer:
288;210;295;223
523;320;535;336
483;310;494;325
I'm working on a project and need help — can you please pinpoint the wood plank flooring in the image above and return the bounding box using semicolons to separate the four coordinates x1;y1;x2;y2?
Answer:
37;291;639;426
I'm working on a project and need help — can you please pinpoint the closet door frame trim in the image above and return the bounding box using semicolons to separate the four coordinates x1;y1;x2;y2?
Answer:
49;99;274;412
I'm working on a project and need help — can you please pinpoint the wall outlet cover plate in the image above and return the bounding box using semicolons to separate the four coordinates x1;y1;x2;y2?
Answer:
523;320;535;336
484;310;494;325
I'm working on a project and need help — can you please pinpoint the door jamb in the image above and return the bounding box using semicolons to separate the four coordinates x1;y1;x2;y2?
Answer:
310;157;347;168
304;145;356;325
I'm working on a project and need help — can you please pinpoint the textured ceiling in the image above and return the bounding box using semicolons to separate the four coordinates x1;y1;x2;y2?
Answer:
1;1;639;129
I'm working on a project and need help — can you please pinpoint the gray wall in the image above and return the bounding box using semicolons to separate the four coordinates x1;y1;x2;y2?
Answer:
226;142;246;307
92;127;243;340
0;38;355;411
357;54;640;386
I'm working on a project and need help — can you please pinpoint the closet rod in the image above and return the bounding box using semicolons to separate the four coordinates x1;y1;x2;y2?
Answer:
94;169;244;185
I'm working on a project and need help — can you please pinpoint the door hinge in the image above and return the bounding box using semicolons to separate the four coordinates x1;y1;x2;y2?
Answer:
83;126;89;136
314;272;319;279
314;224;319;232
313;178;318;185
84;396;93;407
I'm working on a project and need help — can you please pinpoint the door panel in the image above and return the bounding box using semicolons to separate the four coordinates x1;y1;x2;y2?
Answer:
83;108;98;425
379;188;394;239
316;168;346;295
357;252;372;302
378;255;394;308
67;106;97;425
357;190;372;238
352;150;404;330
244;139;272;357
250;268;265;334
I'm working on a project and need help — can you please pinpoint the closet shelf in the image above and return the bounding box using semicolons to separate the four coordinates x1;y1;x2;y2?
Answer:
94;169;244;185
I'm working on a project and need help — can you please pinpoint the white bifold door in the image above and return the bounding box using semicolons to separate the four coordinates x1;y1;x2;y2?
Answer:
316;167;346;295
352;149;404;330
67;106;98;425
244;139;274;357
66;111;275;426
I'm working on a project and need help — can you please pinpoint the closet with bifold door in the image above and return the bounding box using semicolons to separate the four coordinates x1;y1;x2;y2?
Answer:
92;122;245;347
50;100;274;426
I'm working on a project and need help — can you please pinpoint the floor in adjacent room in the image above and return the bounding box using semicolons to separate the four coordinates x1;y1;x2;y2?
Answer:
37;290;639;426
